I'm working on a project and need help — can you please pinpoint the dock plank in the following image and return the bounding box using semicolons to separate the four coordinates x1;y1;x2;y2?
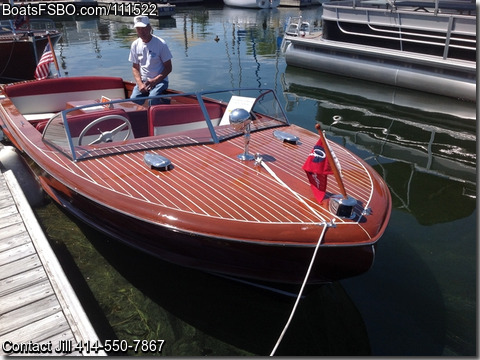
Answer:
0;170;106;356
0;278;53;314
0;266;46;297
0;224;31;250
0;241;36;266
0;295;60;336
3;311;71;345
0;212;22;228
0;196;15;209
0;202;19;216
0;254;42;281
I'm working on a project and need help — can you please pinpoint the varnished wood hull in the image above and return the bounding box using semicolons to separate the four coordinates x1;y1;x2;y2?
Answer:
0;76;391;285
40;173;376;284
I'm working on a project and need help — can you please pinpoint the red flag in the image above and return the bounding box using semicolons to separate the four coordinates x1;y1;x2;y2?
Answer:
34;43;54;80
303;137;333;202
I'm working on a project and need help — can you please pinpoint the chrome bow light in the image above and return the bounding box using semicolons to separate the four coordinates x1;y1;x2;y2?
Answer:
229;108;254;161
329;194;357;219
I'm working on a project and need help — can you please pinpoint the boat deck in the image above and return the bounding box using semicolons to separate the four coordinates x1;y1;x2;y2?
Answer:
0;170;106;356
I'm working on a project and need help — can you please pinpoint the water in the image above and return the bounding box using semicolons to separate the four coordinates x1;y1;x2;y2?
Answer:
11;3;477;356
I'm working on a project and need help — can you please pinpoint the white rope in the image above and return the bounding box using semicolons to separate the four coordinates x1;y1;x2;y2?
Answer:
255;158;330;356
270;222;328;356
258;159;326;222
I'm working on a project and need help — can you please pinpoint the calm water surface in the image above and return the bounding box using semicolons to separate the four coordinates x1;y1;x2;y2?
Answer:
23;3;477;356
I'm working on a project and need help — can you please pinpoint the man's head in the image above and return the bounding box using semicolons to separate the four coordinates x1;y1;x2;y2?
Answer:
134;16;152;42
134;15;150;28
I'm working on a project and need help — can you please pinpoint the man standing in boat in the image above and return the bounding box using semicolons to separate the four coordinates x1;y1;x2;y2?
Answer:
129;15;173;105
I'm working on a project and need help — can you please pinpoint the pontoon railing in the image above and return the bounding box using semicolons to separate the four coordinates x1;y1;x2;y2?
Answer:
331;6;475;60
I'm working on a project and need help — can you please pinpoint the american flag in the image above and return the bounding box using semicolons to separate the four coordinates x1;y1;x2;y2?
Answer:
34;42;54;80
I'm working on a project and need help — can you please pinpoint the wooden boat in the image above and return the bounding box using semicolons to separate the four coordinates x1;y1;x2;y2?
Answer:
0;76;391;285
0;18;62;82
281;0;476;102
224;0;280;9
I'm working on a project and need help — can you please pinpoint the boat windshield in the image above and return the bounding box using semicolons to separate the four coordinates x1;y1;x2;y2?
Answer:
41;88;289;161
0;18;57;34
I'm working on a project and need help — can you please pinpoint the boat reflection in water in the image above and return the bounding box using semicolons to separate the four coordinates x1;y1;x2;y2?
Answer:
62;215;372;356
281;66;476;356
282;67;476;225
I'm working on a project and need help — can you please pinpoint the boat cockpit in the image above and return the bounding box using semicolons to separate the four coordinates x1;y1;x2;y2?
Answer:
2;77;289;162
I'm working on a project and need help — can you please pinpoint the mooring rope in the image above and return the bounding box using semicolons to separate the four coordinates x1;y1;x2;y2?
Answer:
269;222;327;356
254;156;330;356
256;156;326;223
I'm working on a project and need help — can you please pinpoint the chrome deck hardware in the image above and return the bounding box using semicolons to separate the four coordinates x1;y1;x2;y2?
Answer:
229;108;255;161
329;194;357;219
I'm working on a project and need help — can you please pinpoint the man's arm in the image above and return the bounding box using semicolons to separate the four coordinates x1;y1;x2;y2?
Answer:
132;63;148;94
146;60;172;90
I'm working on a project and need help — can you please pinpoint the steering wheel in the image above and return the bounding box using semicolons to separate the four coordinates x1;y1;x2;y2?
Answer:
78;114;132;146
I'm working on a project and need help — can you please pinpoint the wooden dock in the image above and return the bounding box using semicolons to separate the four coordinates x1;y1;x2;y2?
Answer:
0;170;106;356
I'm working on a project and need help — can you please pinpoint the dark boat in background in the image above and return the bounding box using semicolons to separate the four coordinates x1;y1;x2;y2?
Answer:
0;18;61;82
0;76;391;285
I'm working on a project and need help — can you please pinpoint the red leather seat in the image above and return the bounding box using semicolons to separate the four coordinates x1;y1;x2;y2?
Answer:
148;103;223;136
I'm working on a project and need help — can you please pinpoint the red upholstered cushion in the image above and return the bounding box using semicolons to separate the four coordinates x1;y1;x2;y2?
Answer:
5;76;125;98
35;120;49;133
148;103;223;136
